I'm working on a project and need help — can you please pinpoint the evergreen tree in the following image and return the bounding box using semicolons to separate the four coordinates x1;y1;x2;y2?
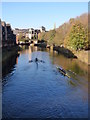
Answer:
69;22;87;50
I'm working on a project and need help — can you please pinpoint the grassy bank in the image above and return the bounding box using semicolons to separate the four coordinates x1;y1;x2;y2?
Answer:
72;50;89;65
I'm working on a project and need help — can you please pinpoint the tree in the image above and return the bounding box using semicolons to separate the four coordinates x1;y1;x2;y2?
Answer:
68;22;88;50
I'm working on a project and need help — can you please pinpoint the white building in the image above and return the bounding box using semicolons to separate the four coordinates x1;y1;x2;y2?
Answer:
28;28;40;40
28;28;35;39
26;26;46;40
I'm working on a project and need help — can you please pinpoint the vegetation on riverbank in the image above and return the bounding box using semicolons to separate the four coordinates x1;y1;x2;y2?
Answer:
38;13;89;51
38;13;89;64
18;33;29;43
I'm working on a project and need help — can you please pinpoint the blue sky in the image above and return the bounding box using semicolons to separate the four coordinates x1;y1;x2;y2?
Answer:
1;2;88;30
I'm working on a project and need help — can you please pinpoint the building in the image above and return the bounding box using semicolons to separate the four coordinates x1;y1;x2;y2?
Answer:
27;28;41;40
6;24;13;40
28;28;35;39
0;19;2;47
2;21;7;41
13;28;19;35
2;21;8;47
16;34;19;44
13;28;29;35
40;26;46;32
6;24;16;45
0;19;16;47
25;32;29;38
13;26;46;43
13;28;29;44
34;29;40;39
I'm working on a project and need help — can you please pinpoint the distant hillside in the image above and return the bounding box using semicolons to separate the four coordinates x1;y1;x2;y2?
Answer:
38;13;89;50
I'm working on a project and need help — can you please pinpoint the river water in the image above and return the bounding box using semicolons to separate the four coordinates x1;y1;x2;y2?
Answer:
2;46;88;118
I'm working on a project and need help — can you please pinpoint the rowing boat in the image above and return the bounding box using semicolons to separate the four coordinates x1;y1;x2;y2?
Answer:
56;66;70;78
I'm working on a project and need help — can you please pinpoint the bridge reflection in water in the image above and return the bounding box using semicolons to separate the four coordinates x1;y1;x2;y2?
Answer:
2;46;88;118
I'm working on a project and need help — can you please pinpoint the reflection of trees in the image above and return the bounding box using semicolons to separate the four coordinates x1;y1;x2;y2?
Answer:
69;62;84;75
49;50;88;78
68;80;77;87
20;45;29;50
88;66;90;82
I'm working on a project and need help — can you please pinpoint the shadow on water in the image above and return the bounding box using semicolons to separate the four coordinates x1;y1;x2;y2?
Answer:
2;46;41;81
53;46;77;58
48;49;88;89
2;54;19;84
35;62;39;69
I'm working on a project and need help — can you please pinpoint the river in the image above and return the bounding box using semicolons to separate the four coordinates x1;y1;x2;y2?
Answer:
2;45;88;118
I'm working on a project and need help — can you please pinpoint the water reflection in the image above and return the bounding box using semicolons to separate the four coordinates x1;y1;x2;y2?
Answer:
2;55;18;78
2;46;88;87
68;79;77;87
2;46;88;118
49;50;88;80
2;52;20;86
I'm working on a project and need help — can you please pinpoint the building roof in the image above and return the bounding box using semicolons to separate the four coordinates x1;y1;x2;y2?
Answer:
41;26;45;28
6;24;11;27
29;28;34;30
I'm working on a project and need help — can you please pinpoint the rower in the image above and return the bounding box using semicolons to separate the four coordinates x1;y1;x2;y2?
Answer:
35;58;38;62
56;66;70;78
59;67;66;74
29;58;45;63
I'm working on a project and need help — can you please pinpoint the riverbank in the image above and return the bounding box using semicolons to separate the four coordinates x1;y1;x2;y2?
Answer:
36;42;89;65
53;46;77;58
35;42;47;48
72;50;89;65
53;46;89;65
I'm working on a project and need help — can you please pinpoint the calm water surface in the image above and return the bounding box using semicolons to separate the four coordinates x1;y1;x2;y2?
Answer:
2;46;88;118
